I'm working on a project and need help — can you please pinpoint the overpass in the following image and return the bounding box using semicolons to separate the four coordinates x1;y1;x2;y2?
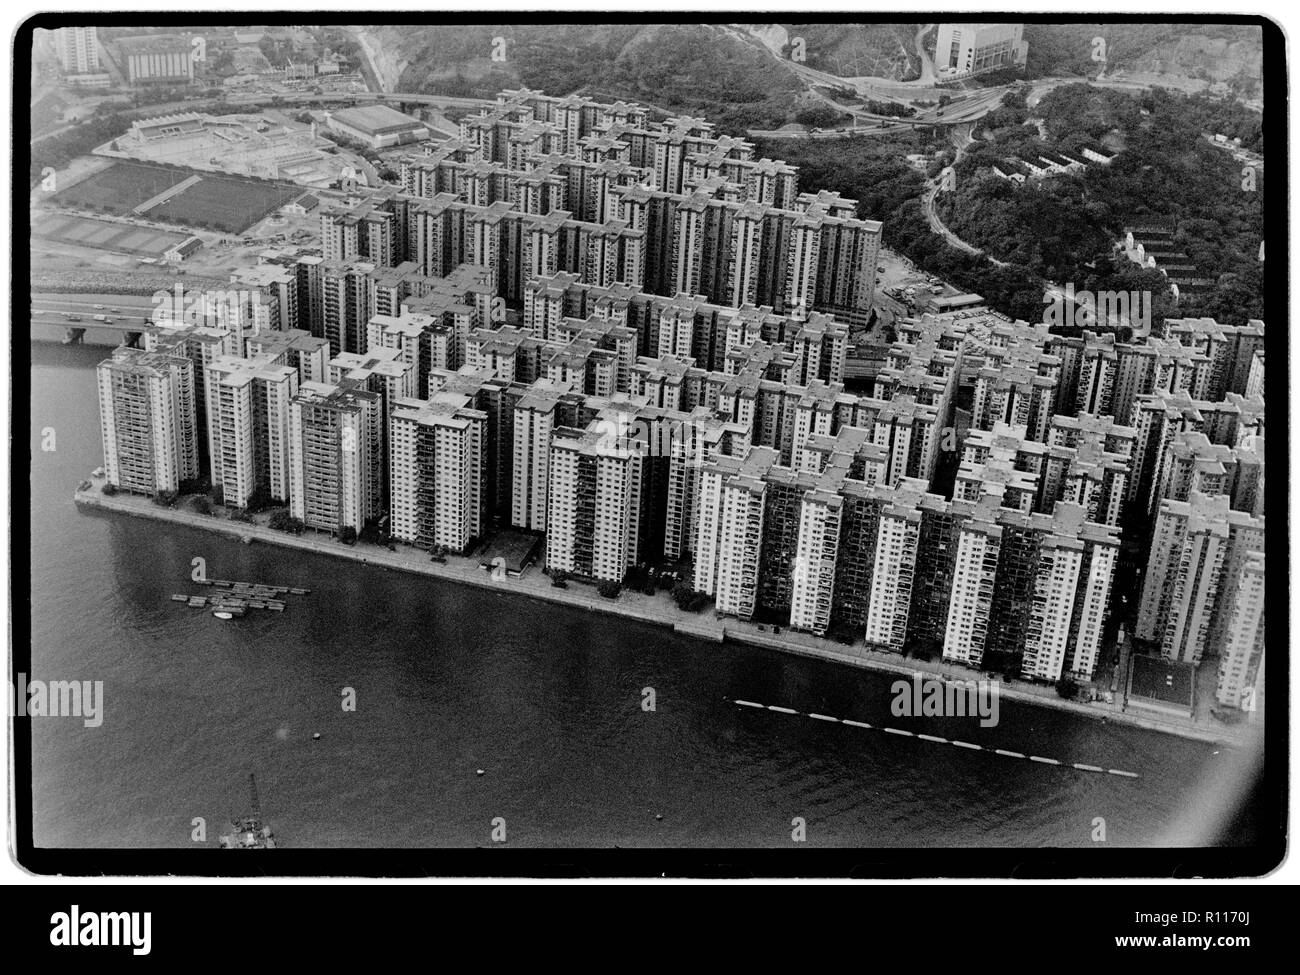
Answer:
228;82;1007;129
31;293;160;347
223;90;495;111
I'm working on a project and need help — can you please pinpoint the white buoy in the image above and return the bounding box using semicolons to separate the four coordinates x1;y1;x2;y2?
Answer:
476;769;485;776
312;732;321;740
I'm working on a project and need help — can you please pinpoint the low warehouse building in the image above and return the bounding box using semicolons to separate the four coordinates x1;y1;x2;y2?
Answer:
327;105;430;149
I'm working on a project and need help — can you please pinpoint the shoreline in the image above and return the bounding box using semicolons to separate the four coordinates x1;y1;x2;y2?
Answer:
73;485;1255;748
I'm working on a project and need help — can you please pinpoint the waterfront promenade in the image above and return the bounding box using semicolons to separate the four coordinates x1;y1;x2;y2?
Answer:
73;481;1257;748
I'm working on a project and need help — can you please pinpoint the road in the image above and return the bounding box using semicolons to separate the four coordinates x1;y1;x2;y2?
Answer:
723;23;1011;136
77;484;1252;746
733;22;1010;105
920;123;1010;264
346;25;391;93
914;24;936;86
30;292;162;344
223;89;492;111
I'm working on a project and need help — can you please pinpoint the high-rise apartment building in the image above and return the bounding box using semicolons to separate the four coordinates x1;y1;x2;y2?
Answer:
1137;491;1263;664
57;26;100;75
1214;550;1265;710
389;393;488;552
204;354;299;508
96;347;199;495
287;380;381;533
545;427;645;581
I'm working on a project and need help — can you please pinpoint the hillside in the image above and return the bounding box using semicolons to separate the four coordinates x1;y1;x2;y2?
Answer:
1023;23;1262;95
935;84;1265;326
372;23;805;134
777;23;925;81
365;22;1263;132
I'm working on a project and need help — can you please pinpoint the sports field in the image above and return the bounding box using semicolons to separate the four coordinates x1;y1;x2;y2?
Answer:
33;213;190;256
55;160;302;234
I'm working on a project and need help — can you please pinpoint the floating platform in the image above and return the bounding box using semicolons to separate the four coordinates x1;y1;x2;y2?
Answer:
173;578;306;619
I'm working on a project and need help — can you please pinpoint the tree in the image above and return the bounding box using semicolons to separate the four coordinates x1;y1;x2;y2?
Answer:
596;579;622;599
550;569;569;588
339;526;357;544
244;487;275;514
191;495;213;515
794;105;844;129
101;482;118;496
671;582;709;612
1056;678;1081;700
269;509;304;534
671;582;694;609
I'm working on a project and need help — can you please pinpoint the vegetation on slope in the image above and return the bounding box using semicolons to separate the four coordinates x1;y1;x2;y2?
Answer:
392;24;804;135
935;84;1264;325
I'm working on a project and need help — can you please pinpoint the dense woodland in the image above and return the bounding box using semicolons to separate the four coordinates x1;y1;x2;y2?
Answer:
935;84;1265;325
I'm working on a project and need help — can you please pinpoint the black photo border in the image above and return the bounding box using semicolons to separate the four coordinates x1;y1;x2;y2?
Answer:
10;9;1289;879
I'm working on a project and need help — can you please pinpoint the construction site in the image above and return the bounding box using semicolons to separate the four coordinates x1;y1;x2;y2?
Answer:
101;109;370;189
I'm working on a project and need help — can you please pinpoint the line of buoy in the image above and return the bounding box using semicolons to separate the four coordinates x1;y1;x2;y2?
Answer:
729;700;1138;778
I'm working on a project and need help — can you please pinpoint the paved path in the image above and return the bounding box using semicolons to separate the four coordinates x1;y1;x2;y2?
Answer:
72;483;1256;748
